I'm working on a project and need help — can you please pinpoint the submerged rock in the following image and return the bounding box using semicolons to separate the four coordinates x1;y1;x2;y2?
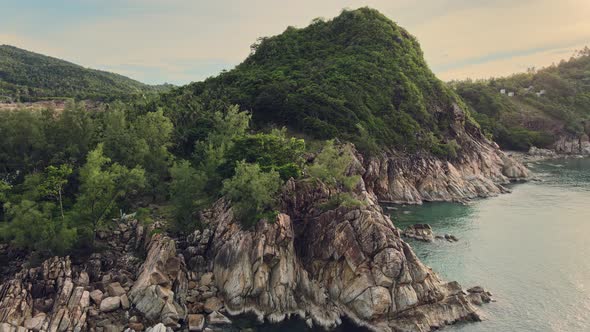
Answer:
402;224;435;242
444;234;459;242
403;224;459;243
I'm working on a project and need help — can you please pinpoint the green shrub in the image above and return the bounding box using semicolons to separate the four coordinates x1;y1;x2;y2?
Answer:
222;128;305;180
306;140;364;209
222;161;282;227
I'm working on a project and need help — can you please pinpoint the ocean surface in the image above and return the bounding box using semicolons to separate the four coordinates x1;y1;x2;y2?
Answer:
388;157;590;332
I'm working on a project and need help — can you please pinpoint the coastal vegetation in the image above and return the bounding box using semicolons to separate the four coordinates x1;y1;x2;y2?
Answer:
1;8;582;261
0;101;337;255
452;47;590;150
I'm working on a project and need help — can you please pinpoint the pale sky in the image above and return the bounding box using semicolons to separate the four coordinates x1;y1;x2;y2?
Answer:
1;0;589;85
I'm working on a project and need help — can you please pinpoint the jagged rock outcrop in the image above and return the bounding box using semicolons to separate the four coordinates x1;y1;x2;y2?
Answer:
0;256;92;332
128;234;188;328
0;219;189;332
363;141;529;204
202;175;490;332
0;180;496;332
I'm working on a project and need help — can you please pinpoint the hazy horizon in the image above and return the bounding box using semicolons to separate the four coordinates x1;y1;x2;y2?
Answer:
2;0;589;85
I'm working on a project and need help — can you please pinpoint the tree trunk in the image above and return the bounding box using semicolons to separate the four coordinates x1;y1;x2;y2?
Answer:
58;188;65;220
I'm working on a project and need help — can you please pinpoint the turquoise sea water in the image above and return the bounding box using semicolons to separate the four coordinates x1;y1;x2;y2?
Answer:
388;158;590;332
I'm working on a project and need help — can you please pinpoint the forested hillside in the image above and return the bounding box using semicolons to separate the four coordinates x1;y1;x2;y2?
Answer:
0;45;170;101
452;48;590;150
157;8;478;157
0;8;519;260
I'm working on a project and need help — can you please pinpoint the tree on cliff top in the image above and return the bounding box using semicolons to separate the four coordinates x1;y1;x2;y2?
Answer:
222;161;282;227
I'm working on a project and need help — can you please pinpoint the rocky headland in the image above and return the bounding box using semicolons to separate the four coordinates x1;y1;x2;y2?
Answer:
0;142;522;332
362;115;530;205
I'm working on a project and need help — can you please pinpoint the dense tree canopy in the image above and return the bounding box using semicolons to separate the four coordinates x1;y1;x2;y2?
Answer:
0;45;171;101
221;161;282;227
156;8;476;157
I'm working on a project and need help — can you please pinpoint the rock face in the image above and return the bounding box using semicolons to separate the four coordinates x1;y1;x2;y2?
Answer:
0;256;89;332
363;140;529;204
128;233;188;328
553;135;590;155
0;218;191;332
204;174;490;332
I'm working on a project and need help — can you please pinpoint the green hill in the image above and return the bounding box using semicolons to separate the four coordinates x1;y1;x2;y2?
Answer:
158;8;479;156
0;45;170;101
452;48;590;150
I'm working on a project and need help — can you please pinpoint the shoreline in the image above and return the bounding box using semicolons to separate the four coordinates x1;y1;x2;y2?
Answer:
507;149;589;165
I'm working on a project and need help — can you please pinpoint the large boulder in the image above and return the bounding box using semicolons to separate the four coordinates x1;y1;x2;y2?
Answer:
99;296;121;312
106;282;126;297
188;314;205;331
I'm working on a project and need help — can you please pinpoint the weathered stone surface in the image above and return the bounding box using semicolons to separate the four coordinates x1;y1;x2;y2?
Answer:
23;313;46;330
0;323;15;332
207;311;231;325
90;289;104;305
104;324;122;332
76;271;90;287
128;234;188;326
0;256;93;332
203;297;222;313
107;282;126;297
120;294;130;310
99;296;121;312
204;172;491;332
403;224;435;242
363;142;529;204
188;314;205;331
128;322;144;331
199;273;213;288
